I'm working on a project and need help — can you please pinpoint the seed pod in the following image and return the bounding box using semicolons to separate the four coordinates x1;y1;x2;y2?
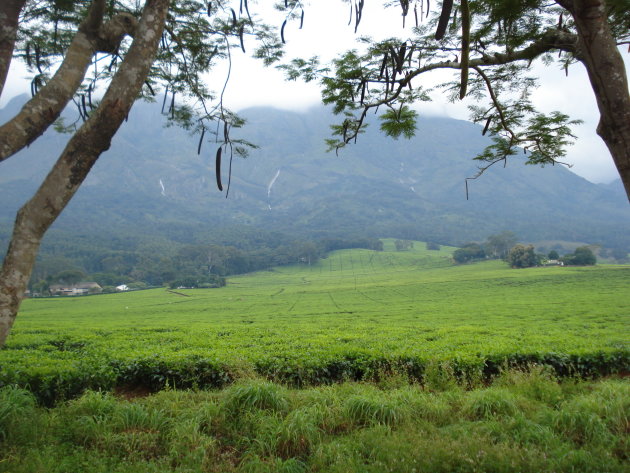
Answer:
300;8;304;29
459;0;470;100
426;0;430;18
348;2;352;25
170;91;175;119
197;127;205;155
207;2;211;16
161;84;169;113
281;19;287;43
223;120;229;141
414;4;418;27
397;43;406;73
434;0;453;40
216;147;223;191
482;117;492;136
239;25;245;53
25;43;31;67
360;81;366;105
34;44;43;73
230;8;237;26
558;12;563;28
243;0;251;22
379;52;388;79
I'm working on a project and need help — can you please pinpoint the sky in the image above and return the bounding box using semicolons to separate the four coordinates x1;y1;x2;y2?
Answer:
2;0;628;184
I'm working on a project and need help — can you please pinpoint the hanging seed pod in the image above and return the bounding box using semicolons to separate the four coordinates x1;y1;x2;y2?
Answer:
243;0;251;22
426;0;430;18
360;81;366;105
161;84;169;113
230;8;237;26
300;9;304;29
239;25;245;53
34;44;43;73
281;19;287;43
414;4;418;27
216;147;223;191
397;43;406;73
144;81;155;96
197;127;206;155
170;91;175;119
223;120;229;141
379;52;388;79
348;2;352;26
81;94;87;118
459;0;470;100
482;117;491;135
207;1;212;15
558;12;563;28
434;0;453;40
25;43;31;67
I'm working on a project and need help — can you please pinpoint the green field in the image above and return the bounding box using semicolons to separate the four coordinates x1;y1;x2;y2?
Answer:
1;240;628;404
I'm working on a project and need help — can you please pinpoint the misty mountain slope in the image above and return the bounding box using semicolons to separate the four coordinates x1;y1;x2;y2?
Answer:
1;95;629;250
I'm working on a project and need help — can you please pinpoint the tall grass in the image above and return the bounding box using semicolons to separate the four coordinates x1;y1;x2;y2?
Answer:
0;371;627;473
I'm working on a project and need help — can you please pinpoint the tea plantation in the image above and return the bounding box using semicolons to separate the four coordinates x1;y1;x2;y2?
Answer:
1;240;628;404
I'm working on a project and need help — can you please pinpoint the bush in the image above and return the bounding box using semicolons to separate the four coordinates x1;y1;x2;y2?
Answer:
426;242;441;251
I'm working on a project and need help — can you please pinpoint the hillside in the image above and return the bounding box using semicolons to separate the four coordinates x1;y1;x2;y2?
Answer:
1;95;629;257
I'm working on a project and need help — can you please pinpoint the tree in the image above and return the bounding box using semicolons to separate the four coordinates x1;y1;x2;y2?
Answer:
562;246;597;265
453;242;485;263
426;241;441;251
0;0;285;346
484;231;518;260
507;244;540;268
394;239;414;251
548;250;560;260
283;0;630;200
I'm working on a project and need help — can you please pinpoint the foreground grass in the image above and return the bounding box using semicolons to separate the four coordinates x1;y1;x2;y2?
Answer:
1;369;628;473
1;240;629;404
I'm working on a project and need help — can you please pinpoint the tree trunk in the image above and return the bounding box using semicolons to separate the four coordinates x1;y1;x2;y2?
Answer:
569;0;630;201
0;0;169;347
0;0;26;97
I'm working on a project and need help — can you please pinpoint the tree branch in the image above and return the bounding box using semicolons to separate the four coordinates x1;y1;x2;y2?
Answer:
0;0;26;98
0;5;136;163
0;0;170;347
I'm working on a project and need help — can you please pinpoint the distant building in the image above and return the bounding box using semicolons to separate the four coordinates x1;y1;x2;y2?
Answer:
116;284;129;292
49;282;102;296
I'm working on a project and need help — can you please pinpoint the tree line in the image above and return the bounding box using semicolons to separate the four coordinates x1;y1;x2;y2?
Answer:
452;231;609;268
27;236;384;294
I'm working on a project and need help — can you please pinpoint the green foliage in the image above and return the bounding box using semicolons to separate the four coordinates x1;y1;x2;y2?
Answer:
452;242;485;263
507;244;540;268
281;1;626;171
379;106;418;139
562;246;597;266
0;375;628;473
1;242;628;404
394;239;413;251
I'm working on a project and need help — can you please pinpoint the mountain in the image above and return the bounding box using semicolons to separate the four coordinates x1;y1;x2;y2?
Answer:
1;95;629;254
